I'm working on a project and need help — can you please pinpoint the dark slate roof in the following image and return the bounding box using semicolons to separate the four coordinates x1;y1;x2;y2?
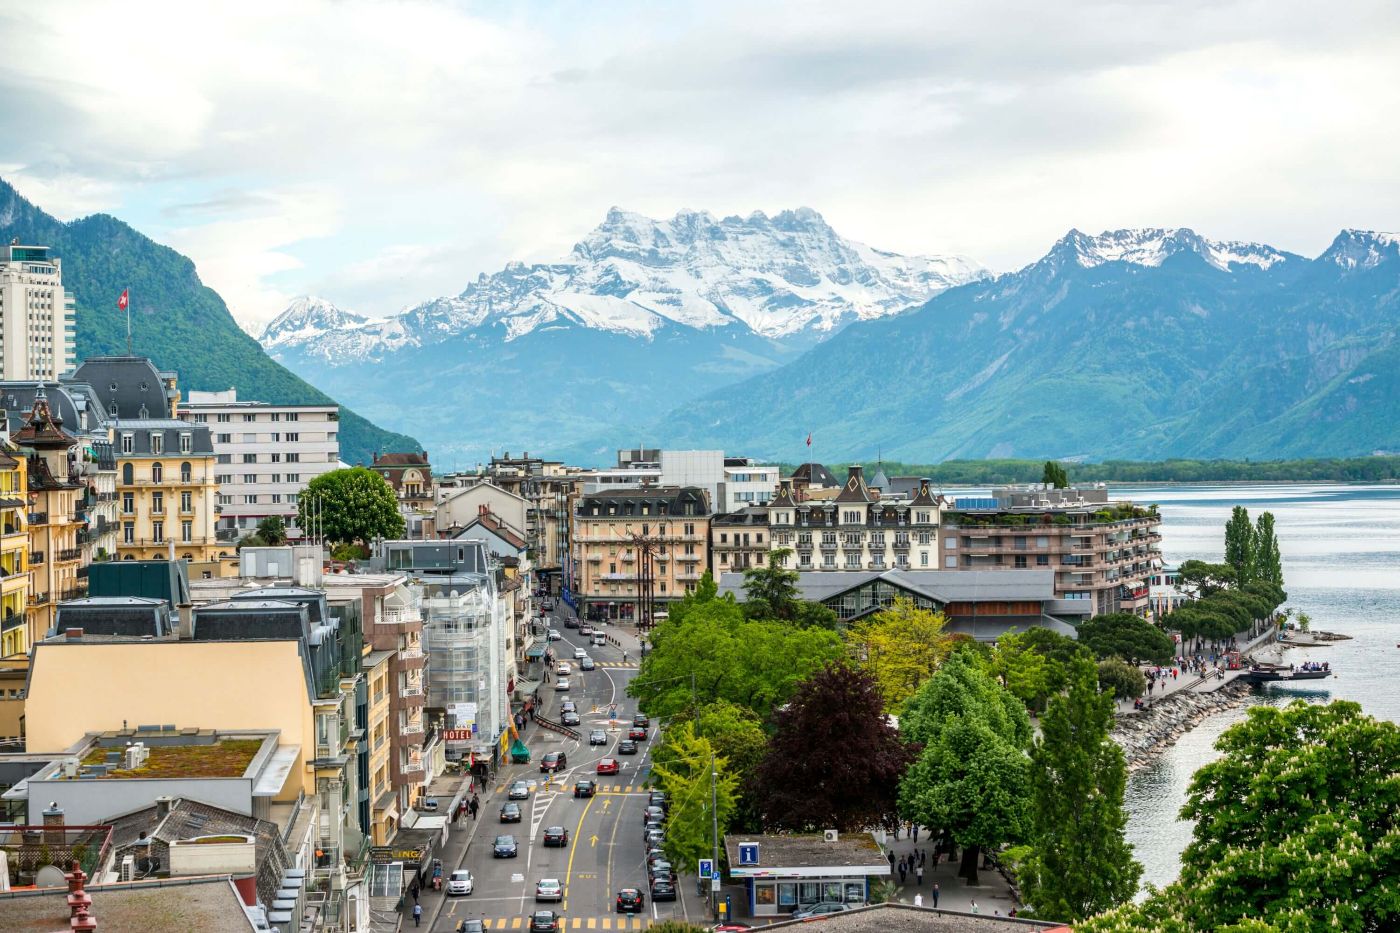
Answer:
373;452;430;467
110;418;215;456
790;462;838;487
52;597;173;638
712;506;769;526
192;600;309;640
833;465;874;503
769;481;798;509
576;485;711;517
763;904;1069;931
10;387;78;449
0;380;111;438
909;478;940;507
70;356;178;420
230;586;328;625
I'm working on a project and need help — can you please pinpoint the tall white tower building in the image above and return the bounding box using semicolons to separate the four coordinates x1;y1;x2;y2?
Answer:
0;242;76;380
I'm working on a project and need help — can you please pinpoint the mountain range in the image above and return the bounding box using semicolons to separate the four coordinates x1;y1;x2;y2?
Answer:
261;207;985;462
0;179;420;464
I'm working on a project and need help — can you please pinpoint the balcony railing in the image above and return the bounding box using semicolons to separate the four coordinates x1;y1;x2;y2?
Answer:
57;548;83;562
27;512;47;525
29;552;44;565
380;608;421;625
399;718;426;738
59;585;88;601
2;611;23;631
28;592;50;606
399;682;424;698
400;757;426;774
398;646;424;661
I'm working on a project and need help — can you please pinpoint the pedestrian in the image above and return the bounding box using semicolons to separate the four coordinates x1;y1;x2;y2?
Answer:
919;849;926;867
912;824;919;843
915;863;924;887
898;862;907;884
969;899;978;914
914;893;924;908
931;883;939;908
410;879;419;904
412;902;422;926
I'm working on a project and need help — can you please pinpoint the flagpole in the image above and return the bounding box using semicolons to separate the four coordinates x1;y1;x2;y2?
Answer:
126;286;132;356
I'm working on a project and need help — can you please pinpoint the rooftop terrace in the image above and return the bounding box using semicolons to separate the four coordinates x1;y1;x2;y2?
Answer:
77;738;263;780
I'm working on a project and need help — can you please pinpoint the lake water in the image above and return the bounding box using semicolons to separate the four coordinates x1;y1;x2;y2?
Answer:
1113;483;1400;890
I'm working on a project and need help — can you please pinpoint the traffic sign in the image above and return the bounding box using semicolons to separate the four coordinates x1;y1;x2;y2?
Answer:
711;877;721;892
738;843;760;866
697;858;714;879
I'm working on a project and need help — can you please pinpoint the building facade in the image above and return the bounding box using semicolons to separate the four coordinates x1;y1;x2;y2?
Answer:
476;452;582;589
0;446;28;658
718;458;781;512
572;486;711;625
178;388;340;540
0;243;75;381
711;507;771;574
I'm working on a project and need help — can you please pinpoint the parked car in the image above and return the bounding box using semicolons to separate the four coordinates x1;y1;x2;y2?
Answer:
573;647;587;660
650;877;677;901
529;910;562;932
579;657;596;671
618;739;639;755
561;711;581;726
543;826;570;847
493;835;519;858
447;869;474;896
643;821;664;840
535;878;563;902
500;802;522;822
597;757;620;775
642;805;666;825
508;781;530;800
540;751;568;773
648;790;668;812
643;828;665;847
574;779;597;798
547;629;562;641
713;924;753;932
647;859;673;881
589;729;608;746
555;678;571;691
792;902;853;919
616;888;645;913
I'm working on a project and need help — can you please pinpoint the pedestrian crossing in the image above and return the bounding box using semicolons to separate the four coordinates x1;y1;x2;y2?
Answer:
595;662;638;669
493;783;649;795
477;918;656;929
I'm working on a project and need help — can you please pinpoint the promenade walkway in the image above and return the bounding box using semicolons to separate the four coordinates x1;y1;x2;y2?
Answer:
1114;623;1278;715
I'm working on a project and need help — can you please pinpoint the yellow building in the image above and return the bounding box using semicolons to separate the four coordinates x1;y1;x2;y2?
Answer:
363;648;396;844
0;445;28;658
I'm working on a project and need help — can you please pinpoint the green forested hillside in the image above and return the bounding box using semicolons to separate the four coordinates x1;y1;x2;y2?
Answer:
0;178;420;463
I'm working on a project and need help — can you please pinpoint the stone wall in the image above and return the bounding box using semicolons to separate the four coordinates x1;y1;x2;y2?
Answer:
1111;681;1251;772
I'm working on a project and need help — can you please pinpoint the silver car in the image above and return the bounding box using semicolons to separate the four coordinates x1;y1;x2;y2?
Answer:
535;878;563;902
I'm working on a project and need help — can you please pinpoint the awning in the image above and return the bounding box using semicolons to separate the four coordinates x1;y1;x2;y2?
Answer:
525;644;547;660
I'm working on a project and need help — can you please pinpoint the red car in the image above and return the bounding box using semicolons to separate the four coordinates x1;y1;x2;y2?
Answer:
597;757;620;775
628;727;647;741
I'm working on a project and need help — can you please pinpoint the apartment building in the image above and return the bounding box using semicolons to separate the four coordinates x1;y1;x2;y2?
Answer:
939;485;1163;616
0;243;75;380
572;486;712;625
178;388;339;539
767;469;944;573
718;458;781;512
711;507;771;573
476;451;582;589
0;446;28;658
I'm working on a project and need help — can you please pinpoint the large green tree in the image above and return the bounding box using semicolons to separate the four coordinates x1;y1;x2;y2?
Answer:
899;650;1032;885
991;628;1092;712
738;549;837;628
1223;505;1257;584
655;700;768;833
754;662;911;833
297;466;405;546
1096;657;1146;700
650;723;740;873
1080;701;1400;932
1042;461;1070;488
1076;613;1175;664
1253;511;1283;588
846;597;952;711
1022;658;1141;920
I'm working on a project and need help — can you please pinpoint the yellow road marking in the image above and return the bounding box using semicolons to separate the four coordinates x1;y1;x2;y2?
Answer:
564;786;598;908
512;918;524;929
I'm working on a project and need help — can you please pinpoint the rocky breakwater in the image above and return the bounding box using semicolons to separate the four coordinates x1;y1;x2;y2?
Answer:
1112;681;1252;772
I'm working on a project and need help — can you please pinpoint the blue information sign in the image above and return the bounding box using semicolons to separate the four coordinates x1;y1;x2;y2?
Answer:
698;858;714;879
738;843;760;866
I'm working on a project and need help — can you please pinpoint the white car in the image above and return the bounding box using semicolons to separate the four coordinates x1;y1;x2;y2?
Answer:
555;677;571;691
535;878;563;902
573;647;587;660
548;629;562;641
556;662;572;676
447;869;474;896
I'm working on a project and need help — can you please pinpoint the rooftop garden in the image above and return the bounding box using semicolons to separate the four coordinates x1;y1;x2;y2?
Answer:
80;739;263;779
946;502;1159;527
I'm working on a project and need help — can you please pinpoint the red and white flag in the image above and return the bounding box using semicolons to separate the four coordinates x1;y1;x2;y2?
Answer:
806;432;812;447
117;289;129;311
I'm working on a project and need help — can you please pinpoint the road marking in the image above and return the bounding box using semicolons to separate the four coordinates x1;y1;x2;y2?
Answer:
590;833;599;847
563;787;598;904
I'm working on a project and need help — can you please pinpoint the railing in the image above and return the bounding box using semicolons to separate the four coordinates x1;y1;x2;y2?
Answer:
29;552;44;565
59;585;88;601
1;524;22;538
380;608;421;625
123;475;213;487
399;682;424;698
57;548;82;562
400;757;426;774
28;592;50;606
397;646;424;661
27;512;47;525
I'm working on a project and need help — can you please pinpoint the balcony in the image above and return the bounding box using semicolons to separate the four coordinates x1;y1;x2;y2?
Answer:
27;512;48;525
399;717;426;740
398;645;425;662
399;681;424;699
380;607;421;625
57;548;82;562
28;592;50;607
59;585;88;601
2;611;23;631
676;554;701;563
29;552;44;565
400;757;426;775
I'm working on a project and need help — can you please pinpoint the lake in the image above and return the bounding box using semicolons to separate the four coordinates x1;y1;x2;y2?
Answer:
1113;483;1400;890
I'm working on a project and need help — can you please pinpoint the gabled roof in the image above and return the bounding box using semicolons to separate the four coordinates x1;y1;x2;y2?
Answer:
909;478;940;507
12;385;76;449
373;451;430;467
769;481;798;509
790;462;838;487
833;466;873;503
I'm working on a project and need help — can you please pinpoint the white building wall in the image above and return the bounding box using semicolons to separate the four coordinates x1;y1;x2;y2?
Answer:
719;464;780;512
659;450;724;504
0;246;76;380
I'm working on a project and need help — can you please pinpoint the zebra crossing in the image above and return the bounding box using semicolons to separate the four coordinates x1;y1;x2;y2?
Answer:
473;918;656;929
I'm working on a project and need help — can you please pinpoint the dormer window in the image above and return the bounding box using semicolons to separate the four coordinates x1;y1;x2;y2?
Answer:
149;432;163;455
120;433;134;454
179;433;192;453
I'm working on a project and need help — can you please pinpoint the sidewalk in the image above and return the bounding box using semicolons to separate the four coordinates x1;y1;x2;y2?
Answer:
878;829;1020;916
1115;623;1276;715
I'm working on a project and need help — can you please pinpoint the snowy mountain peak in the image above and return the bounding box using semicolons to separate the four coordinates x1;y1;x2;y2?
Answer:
1323;229;1400;270
260;295;370;347
1047;227;1295;272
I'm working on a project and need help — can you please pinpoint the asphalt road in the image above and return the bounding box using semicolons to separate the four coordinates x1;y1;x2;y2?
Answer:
424;610;697;931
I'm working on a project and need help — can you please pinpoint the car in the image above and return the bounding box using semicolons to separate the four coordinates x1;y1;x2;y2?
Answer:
574;779;596;798
616;888;645;913
447;869;475;896
643;820;664;840
540;751;568;772
647;859;673;881
543;826;569;847
646;846;666;862
633;714;651;728
579;625;594;636
597;757;620;775
563;618;579;629
618;739;638;754
529;910;562;932
648;790;668;811
643;828;665;847
592;633;607;646
628;726;647;741
580;657;596;671
650;877;678;901
508;781;530;800
547;629;562;641
500;802;522;822
561;710;581;726
556;662;572;676
643;805;666;825
535;878;563;902
493;835;519;858
792;902;854;919
573;647;587;660
560;700;577;713
555;678;571;691
589;729;608;745
456;921;487;933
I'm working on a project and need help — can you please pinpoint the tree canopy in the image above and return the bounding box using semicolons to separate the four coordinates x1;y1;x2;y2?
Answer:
739;549;837;628
1022;657;1140;920
1042;461;1070;488
754;662;910;833
650;722;739;872
1076;613;1176;664
846;597;952;711
1224;505;1257;583
656;700;768;833
990;628;1092;712
256;515;287;545
297;466;404;546
1095;657;1146;700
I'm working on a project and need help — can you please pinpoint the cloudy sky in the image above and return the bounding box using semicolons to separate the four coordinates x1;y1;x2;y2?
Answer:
3;0;1398;331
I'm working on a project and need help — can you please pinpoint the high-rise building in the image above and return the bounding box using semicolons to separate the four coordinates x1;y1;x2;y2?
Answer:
0;243;75;380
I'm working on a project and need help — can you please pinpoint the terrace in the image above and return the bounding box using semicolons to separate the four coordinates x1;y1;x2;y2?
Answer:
78;738;263;780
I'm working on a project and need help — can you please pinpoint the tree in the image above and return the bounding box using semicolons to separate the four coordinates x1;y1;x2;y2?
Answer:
991;628;1092;712
1080;701;1400;932
1076;613;1175;664
650;723;739;873
846;598;952;711
1096;657;1146;700
899;651;1032;885
256;515;287;545
754;662;911;833
1253;511;1283;587
655;700;768;832
297;467;404;546
1176;559;1236;598
1042;461;1069;488
1022;658;1141;920
1223;505;1256;584
741;549;801;617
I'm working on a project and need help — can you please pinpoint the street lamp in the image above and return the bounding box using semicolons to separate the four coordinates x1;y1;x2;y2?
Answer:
627;532;662;633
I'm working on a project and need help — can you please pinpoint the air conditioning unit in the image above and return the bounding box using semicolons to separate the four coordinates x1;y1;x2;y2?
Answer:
119;855;136;882
61;756;81;778
823;829;839;843
124;743;148;770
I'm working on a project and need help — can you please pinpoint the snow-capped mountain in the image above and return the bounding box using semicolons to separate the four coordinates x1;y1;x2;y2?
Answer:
1320;229;1400;270
259;207;987;363
1045;227;1300;272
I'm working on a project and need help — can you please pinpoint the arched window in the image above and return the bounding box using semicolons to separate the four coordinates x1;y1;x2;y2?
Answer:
122;463;134;484
151;463;163;483
180;462;192;483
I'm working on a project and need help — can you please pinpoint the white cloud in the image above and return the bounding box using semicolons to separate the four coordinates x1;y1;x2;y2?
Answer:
2;0;1398;326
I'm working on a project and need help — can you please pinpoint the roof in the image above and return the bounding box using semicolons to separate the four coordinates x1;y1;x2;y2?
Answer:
76;736;265;779
761;903;1069;932
11;386;77;448
790;462;839;487
712;506;769;526
110;418;216;456
450;511;527;550
723;833;888;875
834;466;874;504
52;597;173;638
0;875;257;933
717;569;1063;605
575;485;711;517
364;648;395;669
373;452;430;467
71;356;178;421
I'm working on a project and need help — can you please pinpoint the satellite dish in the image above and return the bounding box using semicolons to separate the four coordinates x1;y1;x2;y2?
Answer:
34;865;69;888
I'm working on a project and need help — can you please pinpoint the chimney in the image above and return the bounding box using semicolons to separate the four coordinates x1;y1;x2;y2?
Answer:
155;795;176;820
42;801;65;843
65;627;84;640
847;465;864;482
177;603;194;639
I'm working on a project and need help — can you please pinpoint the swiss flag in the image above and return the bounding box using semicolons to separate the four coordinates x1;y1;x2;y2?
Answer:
806;432;812;447
117;289;129;311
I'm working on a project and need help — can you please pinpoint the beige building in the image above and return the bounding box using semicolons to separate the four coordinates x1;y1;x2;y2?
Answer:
0;243;76;381
0;443;29;659
572;486;711;626
476;452;583;590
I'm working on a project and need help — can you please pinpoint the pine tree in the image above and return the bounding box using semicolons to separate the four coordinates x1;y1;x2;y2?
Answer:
1223;505;1256;584
1253;511;1283;587
1022;657;1141;920
1042;461;1069;488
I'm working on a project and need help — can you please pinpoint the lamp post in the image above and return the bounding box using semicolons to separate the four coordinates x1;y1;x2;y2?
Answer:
627;532;662;634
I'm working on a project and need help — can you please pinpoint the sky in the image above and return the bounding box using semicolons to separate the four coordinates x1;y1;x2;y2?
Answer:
2;0;1398;332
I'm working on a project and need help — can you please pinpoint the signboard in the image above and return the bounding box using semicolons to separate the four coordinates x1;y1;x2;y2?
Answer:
441;729;473;741
370;845;426;863
697;859;714;880
711;877;721;892
738;843;760;866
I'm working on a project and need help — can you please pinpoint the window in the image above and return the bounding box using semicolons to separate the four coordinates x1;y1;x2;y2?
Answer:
243;474;256;484
285;432;299;442
151;492;164;514
244;494;258;504
121;492;134;514
123;521;134;544
215;473;232;484
918;531;931;545
242;433;257;443
1014;555;1027;568
920;551;930;566
286;473;300;482
179;433;192;453
216;413;230;423
269;433;280;443
180;491;192;512
286;412;299;421
216;433;231;444
121;433;135;454
149;433;163;455
151;463;163;483
1037;554;1050;566
216;454;231;464
243;414;256;422
270;453;281;463
181;520;192;543
192;414;207;423
242;453;257;463
270;412;281;422
180;462;191;482
151;520;164;543
271;494;282;503
286;453;300;462
946;555;958;568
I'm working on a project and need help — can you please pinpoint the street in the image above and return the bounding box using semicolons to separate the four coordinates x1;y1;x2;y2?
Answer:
419;607;700;931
